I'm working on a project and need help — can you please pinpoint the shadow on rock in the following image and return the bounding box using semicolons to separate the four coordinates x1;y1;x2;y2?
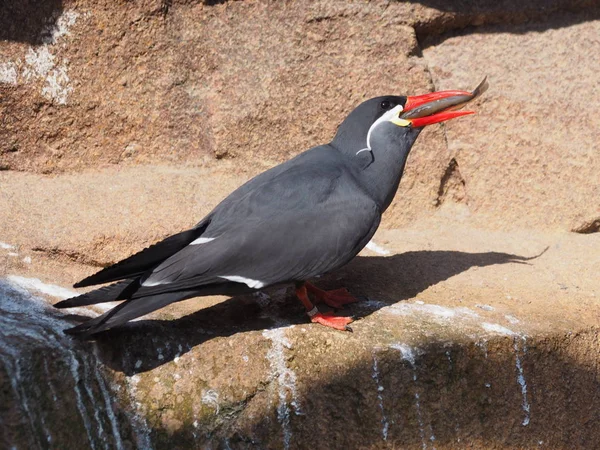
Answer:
92;249;539;376
0;0;64;45
410;1;600;46
333;249;542;312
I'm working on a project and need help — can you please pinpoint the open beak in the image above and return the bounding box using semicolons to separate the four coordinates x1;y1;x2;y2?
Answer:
398;77;488;128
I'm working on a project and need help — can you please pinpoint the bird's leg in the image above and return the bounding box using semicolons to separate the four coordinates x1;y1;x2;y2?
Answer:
295;282;353;332
305;282;360;309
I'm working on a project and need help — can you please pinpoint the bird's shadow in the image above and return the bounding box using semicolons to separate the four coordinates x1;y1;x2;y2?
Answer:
92;248;544;375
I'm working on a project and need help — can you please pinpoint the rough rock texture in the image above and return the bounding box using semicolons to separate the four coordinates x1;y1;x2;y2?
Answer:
0;165;244;265
1;1;600;449
423;12;600;231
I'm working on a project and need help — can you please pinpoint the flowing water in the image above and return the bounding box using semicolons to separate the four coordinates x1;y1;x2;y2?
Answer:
0;280;149;450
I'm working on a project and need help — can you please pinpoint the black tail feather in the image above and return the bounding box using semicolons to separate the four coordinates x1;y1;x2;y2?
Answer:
55;279;139;308
64;290;199;338
74;222;209;288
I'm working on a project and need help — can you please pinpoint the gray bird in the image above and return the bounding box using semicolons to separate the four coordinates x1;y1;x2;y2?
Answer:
55;80;487;337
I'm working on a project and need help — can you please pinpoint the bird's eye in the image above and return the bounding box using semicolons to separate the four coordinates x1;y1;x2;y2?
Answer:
380;100;391;110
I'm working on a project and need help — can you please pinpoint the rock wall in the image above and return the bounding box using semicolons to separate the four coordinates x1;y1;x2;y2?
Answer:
1;0;599;236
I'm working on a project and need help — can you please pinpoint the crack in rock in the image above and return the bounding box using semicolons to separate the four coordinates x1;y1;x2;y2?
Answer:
572;218;600;234
435;157;467;207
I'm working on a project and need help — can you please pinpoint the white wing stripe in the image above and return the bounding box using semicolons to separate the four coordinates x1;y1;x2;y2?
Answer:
190;237;215;245
141;279;166;287
220;275;265;289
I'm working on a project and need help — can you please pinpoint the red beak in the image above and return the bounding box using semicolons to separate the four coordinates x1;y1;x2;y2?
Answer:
402;89;477;128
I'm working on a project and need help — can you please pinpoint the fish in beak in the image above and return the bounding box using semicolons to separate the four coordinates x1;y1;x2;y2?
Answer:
397;77;489;128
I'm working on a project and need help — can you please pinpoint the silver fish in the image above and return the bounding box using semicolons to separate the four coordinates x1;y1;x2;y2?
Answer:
400;77;489;120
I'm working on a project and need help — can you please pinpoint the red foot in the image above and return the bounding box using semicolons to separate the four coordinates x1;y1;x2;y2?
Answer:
310;313;353;332
306;284;360;309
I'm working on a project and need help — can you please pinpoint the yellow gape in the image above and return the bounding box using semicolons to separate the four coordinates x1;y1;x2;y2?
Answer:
390;117;412;127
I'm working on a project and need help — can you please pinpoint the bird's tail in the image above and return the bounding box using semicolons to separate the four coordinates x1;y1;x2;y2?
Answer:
54;279;139;308
64;289;199;338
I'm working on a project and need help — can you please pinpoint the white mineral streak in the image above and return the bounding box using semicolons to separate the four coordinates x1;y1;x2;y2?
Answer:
481;322;516;336
23;46;73;104
124;374;154;450
201;389;221;414
445;350;453;371
371;354;389;440
23;46;55;79
192;419;200;441
0;339;44;449
514;336;531;426
476;339;489;359
386;302;479;321
0;62;18;84
42;63;72;105
480;322;531;427
263;326;302;450
42;358;59;402
17;10;81;104
0;281;97;448
84;367;107;448
505;314;520;324
92;348;126;450
7;275;78;299
391;344;436;450
475;304;494;311
42;10;80;44
445;351;462;440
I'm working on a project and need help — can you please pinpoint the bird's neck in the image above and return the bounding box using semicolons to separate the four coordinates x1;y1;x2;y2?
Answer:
354;128;420;212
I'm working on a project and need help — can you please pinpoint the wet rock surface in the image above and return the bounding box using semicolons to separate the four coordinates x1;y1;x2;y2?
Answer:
1;1;600;449
2;225;599;449
0;281;149;450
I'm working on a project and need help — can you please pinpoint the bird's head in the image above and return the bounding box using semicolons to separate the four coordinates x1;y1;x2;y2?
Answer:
332;78;488;158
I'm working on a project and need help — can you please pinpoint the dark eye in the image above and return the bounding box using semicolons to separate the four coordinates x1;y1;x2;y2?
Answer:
380;100;391;110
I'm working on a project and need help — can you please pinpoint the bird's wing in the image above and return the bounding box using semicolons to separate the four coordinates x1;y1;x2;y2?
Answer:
134;148;380;297
75;146;333;288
